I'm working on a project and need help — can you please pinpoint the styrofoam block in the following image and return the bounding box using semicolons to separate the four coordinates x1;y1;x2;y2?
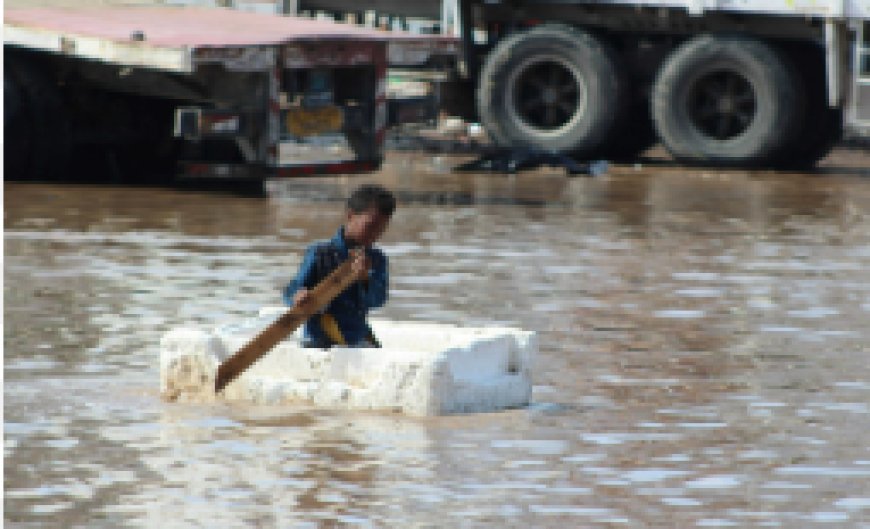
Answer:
160;310;536;415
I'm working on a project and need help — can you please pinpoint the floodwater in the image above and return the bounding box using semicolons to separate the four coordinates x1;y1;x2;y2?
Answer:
5;149;870;528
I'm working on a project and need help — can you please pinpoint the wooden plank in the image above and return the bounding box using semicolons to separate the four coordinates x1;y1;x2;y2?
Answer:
214;257;358;393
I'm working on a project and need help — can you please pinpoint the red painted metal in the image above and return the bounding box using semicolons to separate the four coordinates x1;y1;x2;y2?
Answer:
181;161;379;178
270;160;380;177
282;40;381;68
373;43;388;158
267;63;281;166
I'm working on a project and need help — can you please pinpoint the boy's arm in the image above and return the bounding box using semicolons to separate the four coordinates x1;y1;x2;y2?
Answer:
283;245;319;306
362;251;388;309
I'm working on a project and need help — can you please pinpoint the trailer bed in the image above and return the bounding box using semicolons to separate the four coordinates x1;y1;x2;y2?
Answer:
4;6;458;72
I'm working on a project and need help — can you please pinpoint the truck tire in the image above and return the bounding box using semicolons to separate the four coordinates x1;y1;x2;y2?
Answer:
477;24;624;158
651;35;803;167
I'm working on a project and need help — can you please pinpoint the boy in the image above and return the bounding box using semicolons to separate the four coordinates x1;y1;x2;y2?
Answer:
283;184;396;348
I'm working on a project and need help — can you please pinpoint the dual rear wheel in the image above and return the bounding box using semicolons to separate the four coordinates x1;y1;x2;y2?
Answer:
652;35;804;167
477;24;628;158
476;26;840;167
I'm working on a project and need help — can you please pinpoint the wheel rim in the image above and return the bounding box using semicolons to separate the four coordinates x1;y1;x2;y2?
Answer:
687;69;756;140
506;55;586;136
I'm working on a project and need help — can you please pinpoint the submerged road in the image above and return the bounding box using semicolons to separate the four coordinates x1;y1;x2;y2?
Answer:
5;148;870;527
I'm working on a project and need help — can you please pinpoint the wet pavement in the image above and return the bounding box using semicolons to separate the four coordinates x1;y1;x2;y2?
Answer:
5;149;870;528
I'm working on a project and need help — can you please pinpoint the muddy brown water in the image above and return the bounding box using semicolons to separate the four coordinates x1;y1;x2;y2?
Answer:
5;150;870;528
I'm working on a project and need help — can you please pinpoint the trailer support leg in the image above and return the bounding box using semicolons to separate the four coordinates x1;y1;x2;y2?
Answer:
825;18;843;108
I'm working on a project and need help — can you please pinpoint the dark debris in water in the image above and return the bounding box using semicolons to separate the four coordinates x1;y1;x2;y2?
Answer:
525;402;581;415
454;148;609;177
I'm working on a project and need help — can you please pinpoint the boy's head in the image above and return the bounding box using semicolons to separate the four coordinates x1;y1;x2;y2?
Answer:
344;184;396;247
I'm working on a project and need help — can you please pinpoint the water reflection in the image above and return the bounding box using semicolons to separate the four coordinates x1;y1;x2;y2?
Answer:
5;151;870;527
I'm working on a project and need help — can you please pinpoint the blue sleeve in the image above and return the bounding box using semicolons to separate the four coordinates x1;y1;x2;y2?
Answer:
283;245;319;306
362;250;388;309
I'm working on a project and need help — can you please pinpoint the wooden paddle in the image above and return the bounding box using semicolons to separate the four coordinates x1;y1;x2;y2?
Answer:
214;257;358;393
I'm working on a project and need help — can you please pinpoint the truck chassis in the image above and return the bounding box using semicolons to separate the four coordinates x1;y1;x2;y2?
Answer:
441;0;870;167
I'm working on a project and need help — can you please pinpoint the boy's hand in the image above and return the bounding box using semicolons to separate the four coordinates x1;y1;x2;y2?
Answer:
293;288;312;308
350;249;371;282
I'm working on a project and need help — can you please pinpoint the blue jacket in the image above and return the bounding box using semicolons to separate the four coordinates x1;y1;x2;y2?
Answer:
283;227;388;348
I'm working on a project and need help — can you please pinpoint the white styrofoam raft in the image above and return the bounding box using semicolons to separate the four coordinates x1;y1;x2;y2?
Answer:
160;309;536;415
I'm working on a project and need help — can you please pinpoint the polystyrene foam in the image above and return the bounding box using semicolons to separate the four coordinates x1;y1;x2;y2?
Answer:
160;309;536;415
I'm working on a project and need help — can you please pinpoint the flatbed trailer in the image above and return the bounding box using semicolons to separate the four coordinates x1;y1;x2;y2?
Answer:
3;6;458;180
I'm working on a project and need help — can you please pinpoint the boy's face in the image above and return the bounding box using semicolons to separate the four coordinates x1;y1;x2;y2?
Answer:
345;206;390;247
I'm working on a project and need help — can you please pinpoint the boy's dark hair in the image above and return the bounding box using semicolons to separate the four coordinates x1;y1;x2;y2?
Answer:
347;184;396;216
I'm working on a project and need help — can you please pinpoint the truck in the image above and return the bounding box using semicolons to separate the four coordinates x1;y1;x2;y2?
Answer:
300;0;870;167
3;5;458;181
